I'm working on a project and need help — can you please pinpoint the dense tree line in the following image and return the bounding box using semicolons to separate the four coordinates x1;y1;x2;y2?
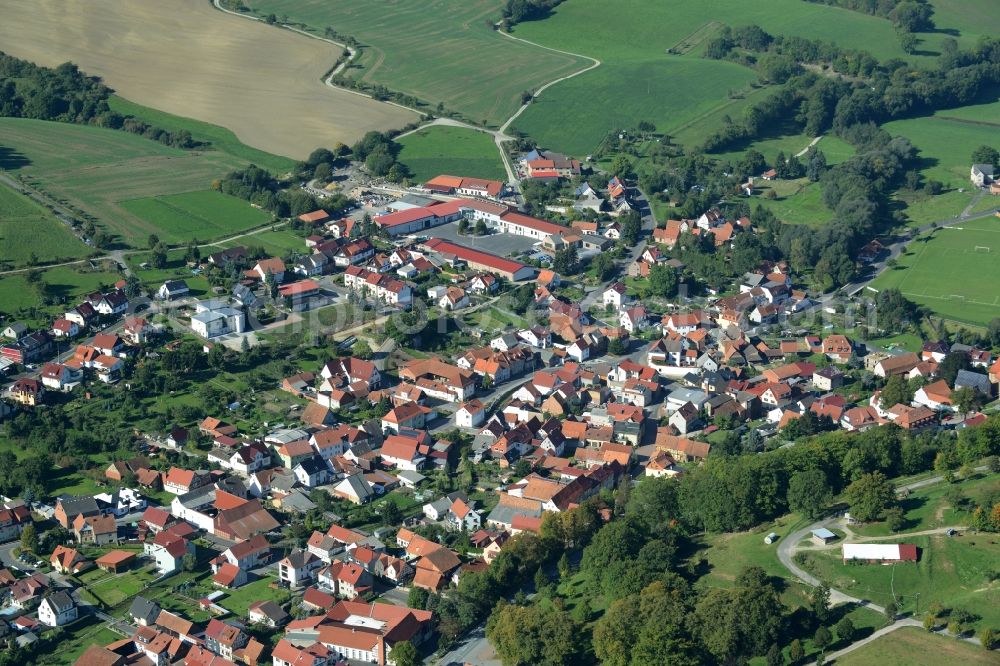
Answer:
804;0;935;32
501;0;565;27
679;414;1000;532
0;52;200;149
355;131;411;181
702;34;1000;153
643;120;919;291
214;164;351;218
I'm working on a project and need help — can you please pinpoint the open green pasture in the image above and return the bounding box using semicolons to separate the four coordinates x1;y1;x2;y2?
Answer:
509;0;984;154
0;179;91;267
513;57;758;157
798;533;1000;633
0;118;251;248
119;190;271;244
397;125;506;183
246;0;588;127
0;262;122;323
837;626;997;666
884;113;1000;187
870;218;1000;326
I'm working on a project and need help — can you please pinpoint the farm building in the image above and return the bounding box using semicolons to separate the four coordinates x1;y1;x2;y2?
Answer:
811;528;837;545
423;238;534;281
842;543;918;563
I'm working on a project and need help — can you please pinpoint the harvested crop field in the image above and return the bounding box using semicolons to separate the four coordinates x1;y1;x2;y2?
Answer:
0;0;416;159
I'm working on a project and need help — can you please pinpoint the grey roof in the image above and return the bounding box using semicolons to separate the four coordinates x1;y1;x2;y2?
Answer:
281;490;317;513
283;548;317;568
250;600;289;623
811;528;837;540
129;596;161;624
161;280;189;292
295;456;327;476
233;284;258;305
45;590;75;612
487;503;541;527
397;470;426;485
57;496;101;518
265;428;310;445
668;387;708;405
338;474;374;501
972;164;995;176
176;484;217;509
955;369;991;396
270;470;298;493
426;497;451;515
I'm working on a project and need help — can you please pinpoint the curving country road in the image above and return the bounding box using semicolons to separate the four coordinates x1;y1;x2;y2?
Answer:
776;468;990;663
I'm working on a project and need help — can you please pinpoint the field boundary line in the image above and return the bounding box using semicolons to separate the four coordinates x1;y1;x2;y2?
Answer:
494;29;601;134
208;0;418;119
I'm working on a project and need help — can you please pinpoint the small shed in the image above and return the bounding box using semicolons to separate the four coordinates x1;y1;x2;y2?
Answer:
96;550;137;573
811;528;838;545
764;532;779;545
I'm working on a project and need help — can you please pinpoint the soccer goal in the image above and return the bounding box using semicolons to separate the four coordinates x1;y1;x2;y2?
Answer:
974;246;991;253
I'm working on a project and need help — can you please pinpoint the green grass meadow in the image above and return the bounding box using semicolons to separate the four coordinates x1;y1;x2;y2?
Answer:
246;0;588;127
884;113;1000;187
0;180;91;267
0;118;250;247
798;533;1000;633
397;125;507;182
515;57;758;156
836;626;997;666
871;218;1000;325
508;0;990;154
119;190;271;244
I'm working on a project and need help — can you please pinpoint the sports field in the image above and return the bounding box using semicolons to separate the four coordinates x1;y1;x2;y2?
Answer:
0;0;415;159
0;119;269;248
120;191;271;244
245;0;588;127
510;0;994;155
397;126;507;183
0;180;91;267
870;218;1000;326
837;627;996;666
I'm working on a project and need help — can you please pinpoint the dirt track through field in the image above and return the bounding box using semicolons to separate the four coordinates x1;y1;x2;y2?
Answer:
0;0;416;159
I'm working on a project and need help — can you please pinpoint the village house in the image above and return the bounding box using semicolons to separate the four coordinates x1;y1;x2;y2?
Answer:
278;548;323;588
38;591;78;627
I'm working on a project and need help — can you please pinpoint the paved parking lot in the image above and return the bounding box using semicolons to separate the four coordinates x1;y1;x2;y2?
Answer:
425;222;539;257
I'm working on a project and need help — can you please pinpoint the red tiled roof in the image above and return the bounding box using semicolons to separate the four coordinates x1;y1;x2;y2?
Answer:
424;238;528;276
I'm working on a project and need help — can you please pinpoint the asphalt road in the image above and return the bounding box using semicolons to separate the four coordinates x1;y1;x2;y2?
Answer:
435;626;501;666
